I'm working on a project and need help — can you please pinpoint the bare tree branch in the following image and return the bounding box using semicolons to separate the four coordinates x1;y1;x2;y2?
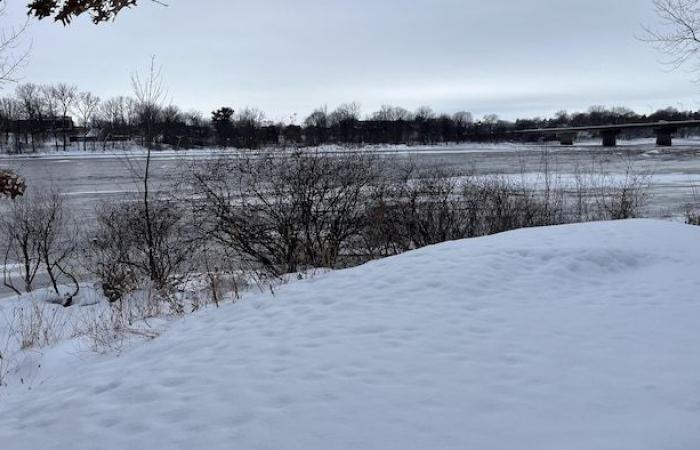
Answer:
641;0;700;77
0;4;30;86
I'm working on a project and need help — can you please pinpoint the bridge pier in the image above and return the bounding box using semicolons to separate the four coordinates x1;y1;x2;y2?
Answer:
654;127;676;147
601;130;619;147
557;132;576;146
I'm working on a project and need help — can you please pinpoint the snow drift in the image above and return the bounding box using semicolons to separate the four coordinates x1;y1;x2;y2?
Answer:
0;219;699;450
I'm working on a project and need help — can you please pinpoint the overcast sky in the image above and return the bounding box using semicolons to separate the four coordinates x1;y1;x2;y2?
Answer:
3;0;699;122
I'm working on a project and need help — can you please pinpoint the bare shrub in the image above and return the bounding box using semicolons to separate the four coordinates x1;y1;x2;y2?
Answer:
88;60;202;306
90;199;197;303
0;301;71;388
365;166;476;253
90;204;138;303
191;150;380;276
597;175;650;220
190;151;651;279
686;183;699;225
80;289;162;353
0;345;8;387
364;167;566;255
82;306;129;353
1;196;41;294
465;177;564;235
194;244;248;307
0;311;18;387
33;193;82;305
1;190;81;305
571;162;651;221
13;302;70;350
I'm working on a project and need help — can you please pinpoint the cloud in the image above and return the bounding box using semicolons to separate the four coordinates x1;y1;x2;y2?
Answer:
2;0;696;119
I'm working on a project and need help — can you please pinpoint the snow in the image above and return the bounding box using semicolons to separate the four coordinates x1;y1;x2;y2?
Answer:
1;219;699;449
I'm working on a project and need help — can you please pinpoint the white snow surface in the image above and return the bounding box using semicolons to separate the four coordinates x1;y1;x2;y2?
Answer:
1;220;700;450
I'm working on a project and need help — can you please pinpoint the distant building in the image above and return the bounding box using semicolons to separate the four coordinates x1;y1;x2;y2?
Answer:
7;116;74;133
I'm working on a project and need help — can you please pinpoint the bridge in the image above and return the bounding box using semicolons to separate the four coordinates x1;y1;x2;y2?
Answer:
516;119;700;147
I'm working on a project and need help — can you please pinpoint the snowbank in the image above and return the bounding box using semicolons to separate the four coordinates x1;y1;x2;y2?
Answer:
0;220;699;450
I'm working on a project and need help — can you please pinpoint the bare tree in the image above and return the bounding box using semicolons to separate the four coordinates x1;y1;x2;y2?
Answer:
52;83;78;150
161;104;181;122
304;105;329;128
132;57;166;149
642;0;700;75
371;105;413;121
482;113;500;139
99;97;125;127
1;190;80;304
15;83;45;152
414;106;436;121
328;102;361;143
235;107;265;128
75;91;101;150
0;96;22;151
33;192;81;305
76;91;100;127
185;109;205;127
303;106;330;145
41;85;60;149
2;195;41;295
98;96;132;148
453;111;474;128
234;106;265;148
0;4;29;86
126;57;172;288
102;95;139;138
329;102;361;125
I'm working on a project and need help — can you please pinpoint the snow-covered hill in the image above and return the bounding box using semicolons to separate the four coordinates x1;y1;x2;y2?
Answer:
1;220;699;450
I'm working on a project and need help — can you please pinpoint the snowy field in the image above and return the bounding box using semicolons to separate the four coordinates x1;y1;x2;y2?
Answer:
0;219;699;449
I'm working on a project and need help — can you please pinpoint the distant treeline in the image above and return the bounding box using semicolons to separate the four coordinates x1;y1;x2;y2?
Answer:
1;83;699;152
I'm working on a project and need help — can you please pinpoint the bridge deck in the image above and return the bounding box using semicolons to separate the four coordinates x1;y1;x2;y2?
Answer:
517;119;700;134
515;119;700;147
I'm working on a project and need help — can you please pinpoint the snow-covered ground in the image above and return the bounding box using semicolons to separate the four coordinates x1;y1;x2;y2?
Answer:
0;219;698;449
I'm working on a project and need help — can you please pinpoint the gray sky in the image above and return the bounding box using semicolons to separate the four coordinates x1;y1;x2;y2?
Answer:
3;0;699;122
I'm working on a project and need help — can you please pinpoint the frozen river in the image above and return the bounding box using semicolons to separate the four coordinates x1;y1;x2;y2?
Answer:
1;140;699;219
